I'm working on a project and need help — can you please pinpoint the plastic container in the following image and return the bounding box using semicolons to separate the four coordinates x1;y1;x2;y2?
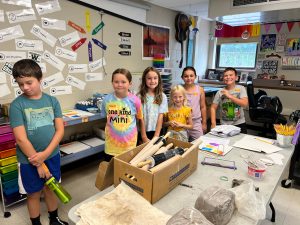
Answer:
276;134;293;148
1;170;18;182
0;125;12;135
0;156;17;166
0;140;16;151
0;163;18;174
0;133;15;143
0;148;16;159
248;164;266;180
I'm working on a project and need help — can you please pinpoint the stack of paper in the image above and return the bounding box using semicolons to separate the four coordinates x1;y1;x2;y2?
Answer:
210;125;241;137
199;136;233;156
60;141;91;154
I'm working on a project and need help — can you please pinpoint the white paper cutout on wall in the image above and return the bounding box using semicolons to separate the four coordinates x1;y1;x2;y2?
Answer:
42;71;64;89
50;85;72;96
43;50;65;71
58;31;79;47
14;87;23;98
85;73;103;81
0;10;4;22
31;24;57;47
35;1;61;15
11;76;18;87
1;62;13;75
0;25;24;43
0;84;11;97
15;39;43;51
55;46;77;61
38;62;46;73
6;8;36;24
0;51;26;62
65;75;86;90
41;17;66;31
0;72;7;84
89;58;106;72
28;51;42;63
68;64;88;73
2;0;32;8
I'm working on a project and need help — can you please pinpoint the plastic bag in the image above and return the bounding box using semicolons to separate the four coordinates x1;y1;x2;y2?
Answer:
229;181;266;221
167;207;213;225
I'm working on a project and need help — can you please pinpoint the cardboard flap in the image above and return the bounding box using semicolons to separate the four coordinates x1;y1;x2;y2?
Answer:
95;159;114;191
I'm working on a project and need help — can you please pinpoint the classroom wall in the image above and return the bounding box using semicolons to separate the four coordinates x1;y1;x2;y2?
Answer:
0;0;180;110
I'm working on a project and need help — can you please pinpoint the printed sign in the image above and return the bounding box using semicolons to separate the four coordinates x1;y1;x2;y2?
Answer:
262;60;278;75
0;51;26;62
55;46;77;61
1;62;13;75
31;24;57;47
41;17;66;31
35;1;61;15
42;72;64;89
68;64;88;73
0;72;7;84
85;73;104;81
43;50;65;71
6;8;36;23
89;58;106;72
15;39;43;51
14;87;23;98
2;0;32;7
58;31;80;47
65;75;86;90
50;86;72;96
0;25;24;43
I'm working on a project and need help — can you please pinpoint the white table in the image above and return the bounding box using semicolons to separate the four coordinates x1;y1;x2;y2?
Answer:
68;133;294;225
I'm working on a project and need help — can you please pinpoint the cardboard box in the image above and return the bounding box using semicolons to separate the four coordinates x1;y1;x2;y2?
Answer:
114;138;198;203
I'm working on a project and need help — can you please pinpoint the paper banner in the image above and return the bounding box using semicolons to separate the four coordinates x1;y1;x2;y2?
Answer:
275;23;283;33
55;46;77;61
0;10;4;22
15;39;43;51
65;75;86;90
118;32;131;37
0;51;26;62
287;22;295;32
38;62;46;73
0;25;24;43
119;37;131;44
85;10;91;33
85;73;103;81
41;17;66;31
31;24;57;47
35;1;61;15
68;64;88;73
89;57;106;72
1;62;13;75
58;31;80;47
0;84;11;97
43;50;65;71
2;0;32;7
50;85;72;96
0;72;7;84
14;87;23;98
119;51;131;56
92;21;104;35
42;71;64;89
264;24;272;33
11;76;18;87
68;20;85;33
28;51;42;63
92;38;107;50
6;8;36;24
71;38;86;51
88;41;93;62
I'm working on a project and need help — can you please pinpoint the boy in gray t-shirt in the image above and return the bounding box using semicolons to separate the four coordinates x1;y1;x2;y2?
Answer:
210;67;248;133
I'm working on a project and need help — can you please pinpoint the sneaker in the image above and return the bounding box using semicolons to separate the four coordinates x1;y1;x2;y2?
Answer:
49;217;69;225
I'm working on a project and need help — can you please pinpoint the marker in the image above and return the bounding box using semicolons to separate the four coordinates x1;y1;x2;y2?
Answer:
71;38;87;51
68;20;86;33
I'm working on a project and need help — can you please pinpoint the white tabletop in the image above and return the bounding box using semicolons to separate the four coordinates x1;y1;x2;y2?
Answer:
68;133;294;225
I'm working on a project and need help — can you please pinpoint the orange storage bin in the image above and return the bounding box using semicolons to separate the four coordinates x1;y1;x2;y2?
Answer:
0;148;16;159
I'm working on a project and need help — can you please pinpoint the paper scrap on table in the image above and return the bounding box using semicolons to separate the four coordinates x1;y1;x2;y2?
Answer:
55;46;77;61
267;153;285;165
0;25;24;43
16;39;44;51
50;85;72;96
58;31;80;47
35;1;61;15
0;72;7;84
6;8;36;24
14;88;23;98
85;72;103;81
0;84;11;97
199;136;232;156
42;72;64;89
89;57;106;72
65;75;86;90
31;24;57;47
68;64;87;73
0;51;26;63
43;50;65;71
41;17;66;31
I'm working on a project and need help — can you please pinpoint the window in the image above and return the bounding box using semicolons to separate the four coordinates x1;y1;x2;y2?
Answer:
216;42;258;69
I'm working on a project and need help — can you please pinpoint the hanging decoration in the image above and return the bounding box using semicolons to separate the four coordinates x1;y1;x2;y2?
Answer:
264;24;272;34
287;22;295;32
275;23;283;33
215;23;260;38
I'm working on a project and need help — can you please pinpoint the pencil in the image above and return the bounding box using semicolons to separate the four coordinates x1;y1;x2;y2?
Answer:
254;137;273;145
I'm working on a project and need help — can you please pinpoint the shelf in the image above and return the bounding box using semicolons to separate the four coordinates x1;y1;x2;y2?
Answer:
63;113;104;126
60;144;104;166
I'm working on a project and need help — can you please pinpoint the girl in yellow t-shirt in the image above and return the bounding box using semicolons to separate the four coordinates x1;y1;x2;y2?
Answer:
164;85;193;142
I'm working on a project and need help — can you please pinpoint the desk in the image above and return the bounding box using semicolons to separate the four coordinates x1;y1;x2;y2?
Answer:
68;134;294;225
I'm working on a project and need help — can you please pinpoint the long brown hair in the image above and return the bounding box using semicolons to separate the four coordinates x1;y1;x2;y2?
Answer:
138;67;163;105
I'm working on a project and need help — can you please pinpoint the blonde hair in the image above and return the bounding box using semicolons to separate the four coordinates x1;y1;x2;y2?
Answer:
169;85;187;107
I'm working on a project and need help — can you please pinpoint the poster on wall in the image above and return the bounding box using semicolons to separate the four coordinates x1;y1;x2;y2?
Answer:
260;34;276;52
142;23;170;60
261;60;278;75
286;38;300;56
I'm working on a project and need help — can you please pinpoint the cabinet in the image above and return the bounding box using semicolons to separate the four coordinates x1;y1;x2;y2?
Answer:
0;112;105;217
157;68;172;100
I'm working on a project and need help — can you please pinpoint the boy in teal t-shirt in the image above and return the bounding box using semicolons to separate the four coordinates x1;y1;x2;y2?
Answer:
9;59;67;225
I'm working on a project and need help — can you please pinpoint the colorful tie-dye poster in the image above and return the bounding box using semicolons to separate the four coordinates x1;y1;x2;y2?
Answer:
286;38;300;56
260;34;276;52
